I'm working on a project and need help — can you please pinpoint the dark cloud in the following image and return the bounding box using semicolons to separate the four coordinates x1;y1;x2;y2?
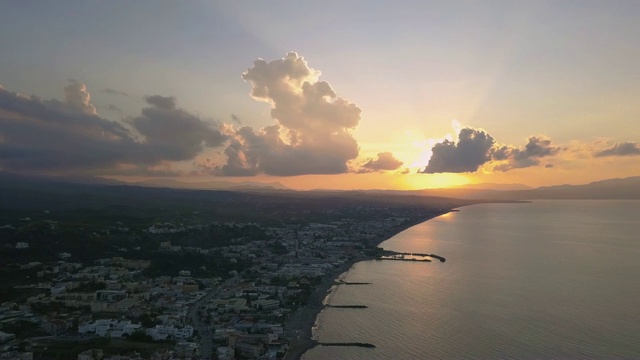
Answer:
0;83;226;175
144;95;176;110
421;128;561;174
217;52;361;176
131;96;227;162
0;85;135;172
421;128;495;173
103;88;129;97
360;152;404;172
491;136;560;171
594;142;640;157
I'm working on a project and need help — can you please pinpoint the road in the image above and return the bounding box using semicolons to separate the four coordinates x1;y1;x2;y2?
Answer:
187;276;238;359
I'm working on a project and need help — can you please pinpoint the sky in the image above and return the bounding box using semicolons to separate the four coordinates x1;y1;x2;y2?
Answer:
1;1;639;190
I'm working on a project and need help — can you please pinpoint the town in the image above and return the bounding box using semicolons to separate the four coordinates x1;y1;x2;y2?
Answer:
0;183;470;360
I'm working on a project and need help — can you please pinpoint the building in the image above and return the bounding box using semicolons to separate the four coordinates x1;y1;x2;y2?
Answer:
252;299;280;311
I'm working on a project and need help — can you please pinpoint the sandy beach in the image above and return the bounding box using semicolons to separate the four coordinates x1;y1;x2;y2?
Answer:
284;213;450;360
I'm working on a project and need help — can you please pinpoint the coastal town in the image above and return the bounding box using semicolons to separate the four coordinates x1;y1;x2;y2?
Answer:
0;187;463;360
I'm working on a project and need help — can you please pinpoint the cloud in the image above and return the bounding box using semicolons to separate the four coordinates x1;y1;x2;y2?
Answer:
0;84;134;172
129;95;227;162
421;126;561;173
490;135;560;171
421;127;496;173
0;82;226;175
217;52;361;176
64;80;97;115
359;152;404;172
593;142;640;157
144;95;176;110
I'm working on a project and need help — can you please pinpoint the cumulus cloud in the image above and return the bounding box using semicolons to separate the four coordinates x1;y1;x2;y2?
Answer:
593;142;640;157
0;82;226;175
421;127;496;173
421;127;561;173
359;152;404;172
491;135;560;171
129;95;227;163
64;80;97;115
217;52;361;176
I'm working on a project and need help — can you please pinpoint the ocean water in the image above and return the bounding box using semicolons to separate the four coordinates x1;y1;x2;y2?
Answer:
303;200;640;359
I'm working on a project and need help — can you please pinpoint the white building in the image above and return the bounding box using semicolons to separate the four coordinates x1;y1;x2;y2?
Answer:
78;320;142;338
145;324;194;341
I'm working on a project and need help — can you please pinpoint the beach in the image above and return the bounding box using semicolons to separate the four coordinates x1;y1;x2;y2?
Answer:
284;212;451;360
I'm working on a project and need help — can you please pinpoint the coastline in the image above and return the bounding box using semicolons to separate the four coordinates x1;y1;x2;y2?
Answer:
284;210;453;360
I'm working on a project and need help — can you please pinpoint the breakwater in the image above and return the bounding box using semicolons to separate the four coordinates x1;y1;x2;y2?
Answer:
395;252;446;262
335;281;372;285
320;342;376;348
427;254;446;262
326;305;368;309
377;249;447;263
377;257;432;262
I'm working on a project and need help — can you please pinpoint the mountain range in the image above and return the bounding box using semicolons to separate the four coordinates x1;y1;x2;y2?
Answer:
1;171;639;202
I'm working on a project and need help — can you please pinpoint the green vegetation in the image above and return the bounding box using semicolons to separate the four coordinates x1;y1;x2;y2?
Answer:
31;337;174;359
1;320;46;339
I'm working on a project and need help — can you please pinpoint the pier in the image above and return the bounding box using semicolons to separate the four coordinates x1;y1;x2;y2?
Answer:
320;342;376;348
377;257;431;262
335;281;372;285
394;252;446;262
377;249;447;263
326;305;368;309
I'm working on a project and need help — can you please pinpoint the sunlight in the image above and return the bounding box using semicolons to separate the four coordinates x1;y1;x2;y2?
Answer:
398;130;460;173
400;173;469;190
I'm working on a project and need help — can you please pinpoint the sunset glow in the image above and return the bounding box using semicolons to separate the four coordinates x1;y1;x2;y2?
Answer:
1;2;639;190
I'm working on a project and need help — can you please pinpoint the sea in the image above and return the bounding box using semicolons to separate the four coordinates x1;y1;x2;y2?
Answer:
303;200;640;359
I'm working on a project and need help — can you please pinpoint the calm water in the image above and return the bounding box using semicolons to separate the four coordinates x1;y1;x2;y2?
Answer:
303;200;640;359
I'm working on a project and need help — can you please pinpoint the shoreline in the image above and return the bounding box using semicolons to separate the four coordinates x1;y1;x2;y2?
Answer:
283;210;454;360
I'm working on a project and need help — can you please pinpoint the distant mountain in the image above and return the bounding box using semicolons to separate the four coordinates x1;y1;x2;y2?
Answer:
497;176;640;200
2;171;638;202
353;176;640;200
424;176;640;200
0;171;125;186
132;178;289;191
450;183;532;191
0;172;289;191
